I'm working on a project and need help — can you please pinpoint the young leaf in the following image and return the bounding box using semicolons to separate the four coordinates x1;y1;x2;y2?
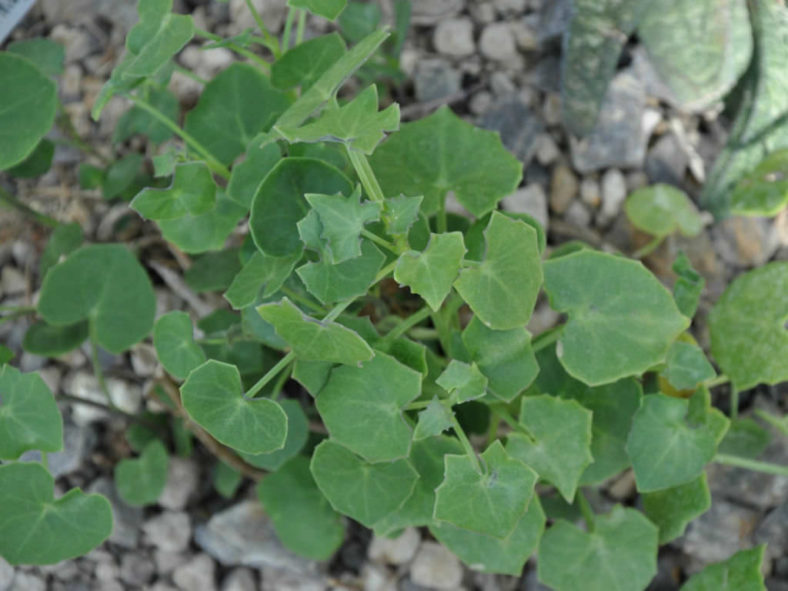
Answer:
158;192;247;254
38;244;156;353
434;441;538;539
394;232;466;311
538;506;658;591
23;320;89;357
271;33;347;91
455;213;542;330
39;222;84;278
7;38;65;76
436;360;488;403
257;456;346;560
0;463;112;565
384;194;423;236
625;184;703;238
288;0;347;20
0;366;62;460
370;107;522;216
681;546;766;591
709;262;788;390
0;53;58;169
310;439;418;527
131;162;216;220
226;141;281;208
316;352;421;462
661;341;716;391
673;252;705;318
257;298;374;365
730;149;788;216
114;439;169;506
297;240;385;305
181;360;288;454
306;189;381;262
642;473;711;544
507;395;593;503
543;250;689;386
414;399;454;441
153;311;206;380
225;251;300;309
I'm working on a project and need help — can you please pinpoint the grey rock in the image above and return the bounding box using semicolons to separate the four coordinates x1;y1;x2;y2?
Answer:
154;550;189;575
631;47;680;107
0;557;13;591
433;18;475;57
88;477;143;549
511;18;540;51
195;501;319;574
159;458;199;510
94;560;120;584
570;73;649;173
1;267;26;295
711;216;782;268
549;163;578;214
120;553;155;587
259;568;324;591
411;0;464;25
143;511;192;553
228;0;286;35
501;184;549;232
362;564;397;591
542;93;562;126
19;352;46;373
49;25;96;63
130;343;159;377
646;133;689;185
469;91;494;116
755;504;788;561
479;23;518;62
535;133;560;167
409;542;463;590
470;2;497;25
490;72;516;96
173;554;217;591
599;168;628;226
21;419;97;478
479;96;543;164
221;568;257;591
368;527;421;566
527;300;560;335
494;0;527;13
580;177;602;208
681;499;759;564
766;580;788;591
565;201;592;228
8;573;46;591
64;372;141;424
414;59;461;103
537;0;571;42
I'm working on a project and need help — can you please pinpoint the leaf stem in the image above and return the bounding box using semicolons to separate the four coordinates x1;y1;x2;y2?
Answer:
405;399;433;411
449;411;482;473
269;361;293;402
295;9;307;46
361;229;400;254
532;324;564;353
436;200;447;233
714;454;788;477
730;386;739;419
56;107;110;165
486;408;500;446
281;7;296;52
347;149;386;204
280;285;327;314
0;186;59;228
243;0;281;56
632;236;664;259
173;64;208;85
381;306;432;344
195;28;271;72
57;392;162;430
245;351;296;399
577;490;596;532
754;410;788;437
704;374;730;388
373;259;398;285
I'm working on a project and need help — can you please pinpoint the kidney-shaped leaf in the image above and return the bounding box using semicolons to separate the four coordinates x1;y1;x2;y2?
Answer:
114;439;169;506
153;311;206;380
158;192;246;254
625;184;703;238
131;162;216;220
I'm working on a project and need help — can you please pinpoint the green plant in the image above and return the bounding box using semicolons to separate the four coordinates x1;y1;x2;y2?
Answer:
1;1;787;588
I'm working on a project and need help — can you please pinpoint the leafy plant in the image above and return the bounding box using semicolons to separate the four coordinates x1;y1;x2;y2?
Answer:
0;1;786;589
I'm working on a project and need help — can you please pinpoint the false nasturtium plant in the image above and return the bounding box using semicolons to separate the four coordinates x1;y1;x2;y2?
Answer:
0;1;787;588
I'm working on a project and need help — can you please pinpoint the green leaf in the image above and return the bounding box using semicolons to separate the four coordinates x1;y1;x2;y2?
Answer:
730;149;788;217
78;163;105;189
271;33;347;91
673;252;705;319
455;212;542;331
278;85;399;155
226;141;281;208
462;316;539;402
310;439;418;527
132;162;216;220
0;52;58;169
297;240;385;305
38;244;156;353
184;249;242;293
225;251;300;309
292;360;333;396
7;38;65;76
626;391;729;492
0;346;14;365
257;298;374;365
661;341;716;391
250;158;352;257
414;399;454;441
718;418;771;458
394;232;466;311
102;153;145;200
625;184;703;238
682;546;766;591
0;366;62;460
158;192;247;253
638;0;751;109
434;441;538;539
39;223;84;279
212;461;242;498
181;360;288;454
153;311;206;380
7;138;55;178
257;456;345;560
0;462;112;565
306;189;381;262
23;320;89;357
288;0;347;20
709;262;788;390
538;505;658;591
436;360;488;403
316;352;421;461
543;250;689;386
384;195;423;236
431;496;545;576
642;473;711;544
370;107;522;216
115;440;169;506
183;63;290;165
339;1;382;43
507;395;593;502
240;399;309;471
114;85;179;144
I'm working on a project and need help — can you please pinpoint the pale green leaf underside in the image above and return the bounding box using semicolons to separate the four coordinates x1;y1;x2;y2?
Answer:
414;399;454;440
436;360;488;403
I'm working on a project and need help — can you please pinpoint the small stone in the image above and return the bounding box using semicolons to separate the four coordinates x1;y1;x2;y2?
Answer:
19;352;45;373
180;45;234;79
565;200;592;228
535;133;560;166
94;561;120;583
469;91;493;115
626;171;649;192
368;528;421;566
479;23;518;61
493;0;527;14
537;0;571;42
169;70;203;105
259;569;324;591
598;168;627;226
527;300;560;335
63;372;142;424
681;499;759;564
410;542;463;590
221;568;257;591
88;477;143;549
549;163;578;214
0;557;13;591
143;511;192;553
711;217;781;268
755;504;788;561
120;554;155;587
154;550;189;575
49;25;95;63
61;64;83;98
37;366;62;394
501;184;549;232
131;343;159;377
433;18;475;57
7;572;46;591
511;19;540;51
580;177;601;208
646;133;689;185
1;267;26;295
471;2;497;24
228;0;286;34
411;0;464;25
48;419;96;477
362;564;397;591
159;458;200;510
413;59;461;103
480;96;543;164
490;72;516;96
173;554;217;591
542;92;562;127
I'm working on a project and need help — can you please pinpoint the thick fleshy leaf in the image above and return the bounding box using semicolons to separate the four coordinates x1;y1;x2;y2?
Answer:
455;212;542;330
730;149;788;216
240;399;309;471
316;352;421;462
306;189;381;262
369;106;523;216
271;33;346;91
414;399;454;441
250;158;352;257
394;232;466;311
682;546;766;591
538;505;658;591
7;38;65;76
297;240;385;305
431;496;545;576
0;366;62;460
625;184;703;238
508;395;592;502
131;162;216;220
38;244;156;353
114;440;169;506
434;441;538;539
0;463;112;565
626;391;729;492
257;298;374;365
181;360;288;454
436;360;488;403
709;262;788;390
257;456;345;560
661;341;716;391
153;311;206;380
288;0;347;20
226;141;281;208
0;52;58;169
23;320;89;356
642;473;711;544
183;63;290;165
158;192;247;254
39;222;84;278
225;251;300;309
310;439;418;527
673;252;705;319
462;316;538;402
543;250;689;386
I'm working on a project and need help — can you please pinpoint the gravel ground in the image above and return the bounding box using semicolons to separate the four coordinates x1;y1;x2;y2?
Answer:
1;1;787;590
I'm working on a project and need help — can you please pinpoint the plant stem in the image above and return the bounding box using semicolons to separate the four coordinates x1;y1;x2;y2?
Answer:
281;7;296;51
58;392;162;430
373;259;398;285
704;374;730;388
577;490;596;532
408;327;440;340
632;236;664;259
269;362;293;402
0;186;59;228
243;0;281;56
347;149;386;204
122;93;231;180
754;410;788;437
295;10;307;45
436;200;447;233
405;399;433;411
173;64;208;85
195;28;271;72
245;351;296;399
56;108;110;165
361;229;400;254
89;336;118;411
381;306;432;344
730;386;739;419
532;324;564;353
449;411;482;473
280;286;327;314
486;409;500;446
714;454;788;477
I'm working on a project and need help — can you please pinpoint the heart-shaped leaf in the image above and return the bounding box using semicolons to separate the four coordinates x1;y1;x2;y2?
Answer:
158;192;247;254
395;232;466;311
642;473;711;544
682;546;766;591
153;311;206;380
131;162;216;220
297;240;385;305
625;184;703;238
114;439;169;506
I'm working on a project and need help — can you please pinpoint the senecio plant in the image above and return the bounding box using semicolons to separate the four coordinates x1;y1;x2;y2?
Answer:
0;1;787;589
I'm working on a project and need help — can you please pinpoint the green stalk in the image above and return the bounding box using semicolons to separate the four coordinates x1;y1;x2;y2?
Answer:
449;411;482;473
373;259;398;285
56;108;110;165
295;10;307;45
195;28;271;72
730;386;739;419
89;335;119;411
436;200;448;233
632;236;664;259
281;8;296;51
704;374;730;388
754;410;788;437
173;64;208;85
0;186;59;228
714;454;788;477
577;490;596;532
405;399;433;411
280;285;327;314
245;351;296;399
532;324;564;353
243;0;281;56
361;229;400;255
381;306;432;344
269;362;293;402
347;149;386;204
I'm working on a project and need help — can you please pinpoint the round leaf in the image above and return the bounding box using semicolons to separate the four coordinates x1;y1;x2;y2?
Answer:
241;399;309;471
153;311;206;380
114;439;169;506
23;320;89;357
625;184;703;238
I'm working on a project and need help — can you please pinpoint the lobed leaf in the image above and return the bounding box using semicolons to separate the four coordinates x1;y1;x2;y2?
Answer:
436;360;488;404
297;240;385;305
306;189;381;262
414;399;454;441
